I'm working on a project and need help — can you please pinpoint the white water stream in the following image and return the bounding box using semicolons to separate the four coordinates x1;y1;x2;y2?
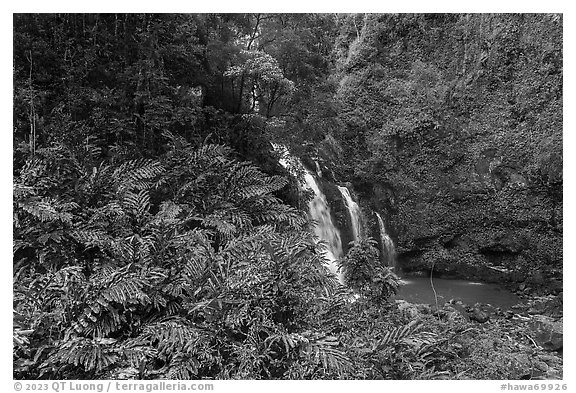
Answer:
337;186;363;241
376;212;396;270
303;172;344;283
273;144;344;283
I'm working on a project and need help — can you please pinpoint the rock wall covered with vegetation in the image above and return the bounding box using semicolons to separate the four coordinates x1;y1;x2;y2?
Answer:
332;14;562;293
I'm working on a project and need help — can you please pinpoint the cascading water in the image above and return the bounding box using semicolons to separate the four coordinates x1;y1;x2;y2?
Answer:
315;161;323;177
337;186;363;241
376;212;397;270
303;172;344;283
273;145;344;283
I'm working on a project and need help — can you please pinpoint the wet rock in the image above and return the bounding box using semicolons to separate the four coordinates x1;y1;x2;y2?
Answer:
549;279;563;294
528;271;545;286
529;316;563;351
538;354;560;366
441;304;461;321
527;295;563;318
534;361;549;372
477;303;497;315
511;270;528;283
533;353;563;380
479;232;528;254
396;300;420;319
545;369;563;380
468;308;490;323
446;310;466;323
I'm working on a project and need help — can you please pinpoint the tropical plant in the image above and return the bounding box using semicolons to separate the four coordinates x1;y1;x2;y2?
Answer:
339;238;400;303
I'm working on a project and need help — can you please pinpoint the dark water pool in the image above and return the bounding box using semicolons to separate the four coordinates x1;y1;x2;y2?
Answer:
394;277;521;309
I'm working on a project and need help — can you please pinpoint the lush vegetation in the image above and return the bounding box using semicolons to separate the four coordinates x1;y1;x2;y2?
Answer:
13;14;562;380
331;14;562;290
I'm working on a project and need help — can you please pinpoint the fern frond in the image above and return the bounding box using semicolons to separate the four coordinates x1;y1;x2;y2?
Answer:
53;337;119;372
88;202;125;224
19;199;73;224
100;276;150;305
190;144;232;166
113;159;164;192
150;201;183;226
166;353;200;379
71;228;114;250
202;211;237;238
375;320;422;350
122;190;151;217
299;332;353;376
13;183;36;199
138;321;201;358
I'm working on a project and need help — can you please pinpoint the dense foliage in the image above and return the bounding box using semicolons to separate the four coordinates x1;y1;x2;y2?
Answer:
330;14;563;290
14;13;562;380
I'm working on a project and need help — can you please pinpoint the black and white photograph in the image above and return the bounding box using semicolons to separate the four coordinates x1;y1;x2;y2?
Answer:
11;11;565;384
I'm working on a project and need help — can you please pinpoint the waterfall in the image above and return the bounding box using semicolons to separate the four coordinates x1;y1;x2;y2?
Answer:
376;212;396;270
303;172;344;283
273;144;344;283
337;186;363;242
315;160;323;177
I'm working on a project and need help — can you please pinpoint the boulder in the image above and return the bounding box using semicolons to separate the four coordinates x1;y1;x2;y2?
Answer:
548;279;563;294
468;307;490;323
529;316;563;351
396;300;420;319
443;305;467;323
528;271;545;286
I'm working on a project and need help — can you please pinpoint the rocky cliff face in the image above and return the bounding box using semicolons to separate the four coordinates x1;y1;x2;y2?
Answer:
333;14;562;293
392;147;562;293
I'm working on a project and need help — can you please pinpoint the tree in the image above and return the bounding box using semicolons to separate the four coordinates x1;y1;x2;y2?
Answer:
224;50;295;116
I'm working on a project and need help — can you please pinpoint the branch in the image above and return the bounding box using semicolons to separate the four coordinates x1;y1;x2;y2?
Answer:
246;14;262;51
430;259;440;317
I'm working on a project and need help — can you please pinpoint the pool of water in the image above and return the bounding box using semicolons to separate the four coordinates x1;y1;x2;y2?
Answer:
394;277;521;310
